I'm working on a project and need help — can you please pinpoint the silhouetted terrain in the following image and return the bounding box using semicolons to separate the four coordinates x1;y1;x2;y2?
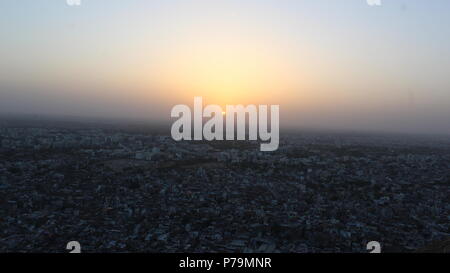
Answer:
0;118;449;252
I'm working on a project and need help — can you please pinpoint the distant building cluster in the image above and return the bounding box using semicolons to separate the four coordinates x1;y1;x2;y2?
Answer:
0;125;449;252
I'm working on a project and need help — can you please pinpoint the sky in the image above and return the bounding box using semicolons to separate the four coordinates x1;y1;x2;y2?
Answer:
1;0;450;134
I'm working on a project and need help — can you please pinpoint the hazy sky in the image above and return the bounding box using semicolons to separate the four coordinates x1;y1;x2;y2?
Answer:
1;0;450;134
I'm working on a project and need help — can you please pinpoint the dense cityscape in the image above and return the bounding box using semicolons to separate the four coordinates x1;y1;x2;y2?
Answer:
0;120;448;252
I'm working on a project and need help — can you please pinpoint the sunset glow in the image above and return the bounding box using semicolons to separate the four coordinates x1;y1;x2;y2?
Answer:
1;0;450;133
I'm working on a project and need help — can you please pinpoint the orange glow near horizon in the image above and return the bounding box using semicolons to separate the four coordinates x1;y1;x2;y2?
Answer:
147;35;305;107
